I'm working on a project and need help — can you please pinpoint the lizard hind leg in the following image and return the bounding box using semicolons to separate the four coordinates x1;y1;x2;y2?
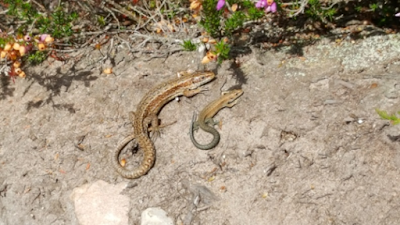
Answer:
148;121;177;141
191;113;200;132
146;114;176;141
205;118;219;127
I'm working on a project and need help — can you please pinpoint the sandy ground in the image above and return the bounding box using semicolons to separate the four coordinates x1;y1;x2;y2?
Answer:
1;33;400;225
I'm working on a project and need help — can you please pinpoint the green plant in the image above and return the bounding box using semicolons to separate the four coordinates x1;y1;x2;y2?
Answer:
375;3;396;26
224;11;246;36
5;0;38;21
198;0;268;63
244;0;265;20
200;0;223;37
4;1;78;39
0;37;12;48
28;51;47;65
37;7;78;38
376;109;400;125
200;0;267;38
369;3;378;12
182;40;197;51
214;40;230;64
97;15;106;27
305;0;337;22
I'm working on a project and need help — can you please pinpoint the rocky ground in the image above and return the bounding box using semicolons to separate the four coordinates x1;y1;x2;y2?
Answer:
1;32;400;225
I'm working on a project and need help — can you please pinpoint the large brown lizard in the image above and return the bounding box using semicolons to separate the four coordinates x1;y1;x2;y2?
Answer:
111;71;216;178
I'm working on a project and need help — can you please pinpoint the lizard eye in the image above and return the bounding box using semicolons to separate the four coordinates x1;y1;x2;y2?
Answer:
221;90;230;95
193;76;205;83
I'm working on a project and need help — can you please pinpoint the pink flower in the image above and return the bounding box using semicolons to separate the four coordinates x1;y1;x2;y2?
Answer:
216;0;225;10
255;0;277;13
265;1;277;13
39;34;49;42
395;12;400;17
255;0;267;8
24;35;32;42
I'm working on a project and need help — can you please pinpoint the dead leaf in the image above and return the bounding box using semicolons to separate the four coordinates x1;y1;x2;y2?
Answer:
208;39;217;44
231;4;238;11
120;159;126;167
103;68;113;74
190;0;202;10
201;55;210;64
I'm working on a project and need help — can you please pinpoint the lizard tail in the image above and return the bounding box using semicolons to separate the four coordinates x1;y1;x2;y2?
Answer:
190;118;221;150
111;134;156;179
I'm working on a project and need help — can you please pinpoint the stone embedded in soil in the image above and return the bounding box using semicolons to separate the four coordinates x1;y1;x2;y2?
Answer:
70;180;129;225
141;207;174;225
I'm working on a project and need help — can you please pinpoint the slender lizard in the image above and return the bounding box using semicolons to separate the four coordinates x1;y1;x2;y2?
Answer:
190;89;244;150
112;71;216;179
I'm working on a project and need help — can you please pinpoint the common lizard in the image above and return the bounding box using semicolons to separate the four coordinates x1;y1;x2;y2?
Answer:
111;71;216;179
190;89;244;150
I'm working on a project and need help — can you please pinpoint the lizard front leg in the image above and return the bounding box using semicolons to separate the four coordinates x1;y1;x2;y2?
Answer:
183;86;208;98
225;99;240;108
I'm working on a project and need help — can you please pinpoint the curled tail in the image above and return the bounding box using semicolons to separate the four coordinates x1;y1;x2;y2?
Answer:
111;134;156;179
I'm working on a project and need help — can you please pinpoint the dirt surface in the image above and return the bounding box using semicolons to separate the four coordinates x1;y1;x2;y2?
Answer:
1;33;400;225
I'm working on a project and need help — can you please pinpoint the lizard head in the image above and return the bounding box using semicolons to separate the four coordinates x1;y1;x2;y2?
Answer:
222;89;244;102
